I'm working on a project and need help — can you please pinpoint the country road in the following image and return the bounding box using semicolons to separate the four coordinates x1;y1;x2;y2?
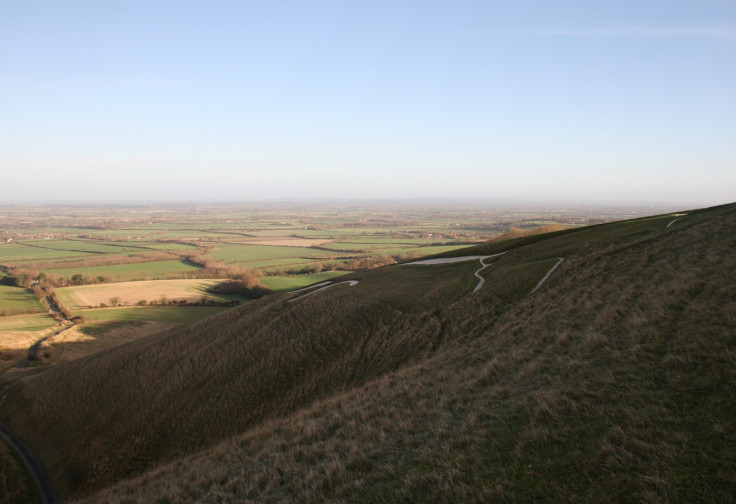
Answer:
0;421;58;504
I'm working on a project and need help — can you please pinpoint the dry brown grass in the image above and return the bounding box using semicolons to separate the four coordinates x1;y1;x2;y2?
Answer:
0;325;62;372
2;203;736;503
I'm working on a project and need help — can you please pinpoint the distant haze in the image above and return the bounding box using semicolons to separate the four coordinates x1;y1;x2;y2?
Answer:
1;1;734;206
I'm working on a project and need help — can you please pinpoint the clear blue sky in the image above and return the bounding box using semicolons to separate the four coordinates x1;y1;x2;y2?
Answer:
2;0;734;205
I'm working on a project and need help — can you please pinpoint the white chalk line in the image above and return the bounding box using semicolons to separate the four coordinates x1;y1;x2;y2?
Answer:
529;258;565;295
288;280;360;302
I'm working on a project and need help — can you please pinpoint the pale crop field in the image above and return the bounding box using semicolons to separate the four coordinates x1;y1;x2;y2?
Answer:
56;279;228;309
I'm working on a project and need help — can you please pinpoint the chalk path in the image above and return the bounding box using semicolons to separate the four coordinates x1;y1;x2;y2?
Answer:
288;280;360;302
404;252;507;293
666;213;687;228
529;258;565;295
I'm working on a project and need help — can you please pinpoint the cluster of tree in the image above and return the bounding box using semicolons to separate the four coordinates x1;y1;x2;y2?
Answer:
206;279;270;299
184;255;265;289
0;274;27;287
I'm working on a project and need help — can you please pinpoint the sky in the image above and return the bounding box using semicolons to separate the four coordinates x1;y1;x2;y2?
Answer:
1;0;735;206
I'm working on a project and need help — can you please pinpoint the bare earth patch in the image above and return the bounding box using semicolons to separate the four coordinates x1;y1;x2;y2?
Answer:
57;279;228;309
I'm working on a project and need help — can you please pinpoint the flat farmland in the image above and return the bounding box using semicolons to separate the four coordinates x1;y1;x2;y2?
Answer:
15;239;133;254
128;242;199;250
56;279;230;309
0;242;92;262
207;244;340;264
45;260;201;281
235;237;335;247
0;313;57;332
0;285;43;315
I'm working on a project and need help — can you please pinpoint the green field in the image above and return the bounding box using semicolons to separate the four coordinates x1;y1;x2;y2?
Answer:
0;285;43;316
0;242;92;262
208;244;336;264
46;260;201;281
252;257;324;269
260;271;349;292
17;240;134;254
78;306;230;323
0;313;57;331
130;242;199;250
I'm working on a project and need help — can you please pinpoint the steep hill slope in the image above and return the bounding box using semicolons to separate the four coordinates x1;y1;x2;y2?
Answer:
2;203;735;502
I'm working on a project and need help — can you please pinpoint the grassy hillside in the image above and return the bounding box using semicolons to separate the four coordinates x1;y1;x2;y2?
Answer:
1;204;735;502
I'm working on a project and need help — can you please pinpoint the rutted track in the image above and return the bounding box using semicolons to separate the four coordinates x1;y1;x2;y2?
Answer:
0;421;58;504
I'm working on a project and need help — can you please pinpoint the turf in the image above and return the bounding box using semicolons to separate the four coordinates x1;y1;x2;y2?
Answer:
45;260;201;281
0;314;57;332
0;285;44;316
208;244;336;264
0;242;91;262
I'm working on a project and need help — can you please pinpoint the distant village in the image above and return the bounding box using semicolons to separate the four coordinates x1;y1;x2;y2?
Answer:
2;231;63;243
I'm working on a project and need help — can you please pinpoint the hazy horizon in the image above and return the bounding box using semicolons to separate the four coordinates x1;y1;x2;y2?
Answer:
0;195;705;210
2;1;734;206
